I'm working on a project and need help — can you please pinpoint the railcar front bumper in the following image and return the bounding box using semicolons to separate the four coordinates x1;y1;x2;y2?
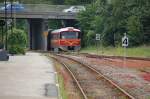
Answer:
60;46;81;51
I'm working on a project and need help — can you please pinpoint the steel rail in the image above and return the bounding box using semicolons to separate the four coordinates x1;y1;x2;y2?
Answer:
56;54;136;99
50;51;150;61
50;56;88;99
83;53;150;61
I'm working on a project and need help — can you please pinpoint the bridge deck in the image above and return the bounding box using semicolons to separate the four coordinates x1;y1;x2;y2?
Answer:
0;4;78;19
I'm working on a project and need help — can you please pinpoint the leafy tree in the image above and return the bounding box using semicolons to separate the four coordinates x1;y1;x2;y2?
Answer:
77;3;96;46
48;20;62;29
127;15;143;46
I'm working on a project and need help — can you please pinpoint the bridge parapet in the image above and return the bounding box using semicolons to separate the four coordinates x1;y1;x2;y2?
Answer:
0;4;77;19
0;4;71;12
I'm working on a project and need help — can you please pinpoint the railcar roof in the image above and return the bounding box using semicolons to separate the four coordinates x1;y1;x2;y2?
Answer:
51;27;80;34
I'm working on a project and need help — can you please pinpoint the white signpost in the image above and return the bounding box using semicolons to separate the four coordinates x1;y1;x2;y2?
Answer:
122;33;129;67
96;34;101;41
95;34;101;55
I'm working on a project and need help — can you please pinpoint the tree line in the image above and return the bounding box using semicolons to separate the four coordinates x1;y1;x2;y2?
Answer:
77;0;150;46
0;0;149;47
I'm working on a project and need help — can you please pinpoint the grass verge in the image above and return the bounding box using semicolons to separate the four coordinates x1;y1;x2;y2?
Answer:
57;74;68;99
80;46;150;58
53;58;68;99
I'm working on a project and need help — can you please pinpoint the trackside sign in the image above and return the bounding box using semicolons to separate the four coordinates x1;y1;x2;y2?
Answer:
122;33;129;47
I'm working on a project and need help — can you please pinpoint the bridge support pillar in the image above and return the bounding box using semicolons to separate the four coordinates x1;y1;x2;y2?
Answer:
28;19;48;51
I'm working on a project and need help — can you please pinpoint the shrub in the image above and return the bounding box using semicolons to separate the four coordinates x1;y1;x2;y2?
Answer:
8;28;27;54
8;45;25;55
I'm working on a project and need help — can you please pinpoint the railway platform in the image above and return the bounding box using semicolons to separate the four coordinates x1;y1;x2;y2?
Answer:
0;52;58;99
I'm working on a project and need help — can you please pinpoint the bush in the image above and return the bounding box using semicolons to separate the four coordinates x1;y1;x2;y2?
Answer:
8;28;27;54
8;45;25;55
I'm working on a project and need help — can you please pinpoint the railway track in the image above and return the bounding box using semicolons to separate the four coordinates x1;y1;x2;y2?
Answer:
50;54;136;99
81;53;150;61
32;50;150;61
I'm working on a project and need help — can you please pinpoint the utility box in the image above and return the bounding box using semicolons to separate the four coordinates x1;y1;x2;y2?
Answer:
0;50;9;61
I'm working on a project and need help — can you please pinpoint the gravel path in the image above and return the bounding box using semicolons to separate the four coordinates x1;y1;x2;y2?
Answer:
69;55;150;99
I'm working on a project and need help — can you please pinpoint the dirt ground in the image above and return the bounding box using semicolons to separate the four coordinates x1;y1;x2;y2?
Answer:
89;57;150;82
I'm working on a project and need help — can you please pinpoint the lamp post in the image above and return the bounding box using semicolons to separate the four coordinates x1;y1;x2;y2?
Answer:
10;0;13;31
0;20;5;44
1;24;4;44
4;0;8;50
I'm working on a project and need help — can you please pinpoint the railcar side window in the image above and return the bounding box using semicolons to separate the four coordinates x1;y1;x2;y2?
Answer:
51;34;59;39
61;32;79;39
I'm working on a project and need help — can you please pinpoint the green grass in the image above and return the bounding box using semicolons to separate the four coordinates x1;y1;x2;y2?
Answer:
57;74;68;99
47;56;68;99
54;60;68;99
80;46;150;58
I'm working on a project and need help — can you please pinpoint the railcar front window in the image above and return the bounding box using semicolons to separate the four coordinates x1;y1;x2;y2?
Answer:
61;32;79;39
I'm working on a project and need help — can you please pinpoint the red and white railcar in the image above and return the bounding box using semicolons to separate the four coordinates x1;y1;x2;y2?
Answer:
50;27;81;51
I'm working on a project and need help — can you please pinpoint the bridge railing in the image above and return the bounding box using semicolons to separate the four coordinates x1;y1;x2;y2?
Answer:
0;4;72;13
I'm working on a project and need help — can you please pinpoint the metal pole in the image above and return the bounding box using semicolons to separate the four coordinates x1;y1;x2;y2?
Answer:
99;39;101;55
123;33;127;68
10;0;13;31
4;0;8;50
100;35;103;55
2;26;4;44
96;40;98;55
1;26;3;42
13;0;16;28
123;46;126;68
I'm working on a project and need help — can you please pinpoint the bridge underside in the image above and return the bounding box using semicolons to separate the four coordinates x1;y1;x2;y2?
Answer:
28;19;48;51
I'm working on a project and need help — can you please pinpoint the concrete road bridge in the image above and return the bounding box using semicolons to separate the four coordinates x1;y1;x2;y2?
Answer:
0;4;77;19
0;4;78;50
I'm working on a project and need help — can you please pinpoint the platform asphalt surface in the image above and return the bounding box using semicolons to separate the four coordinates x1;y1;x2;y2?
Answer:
0;52;58;99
